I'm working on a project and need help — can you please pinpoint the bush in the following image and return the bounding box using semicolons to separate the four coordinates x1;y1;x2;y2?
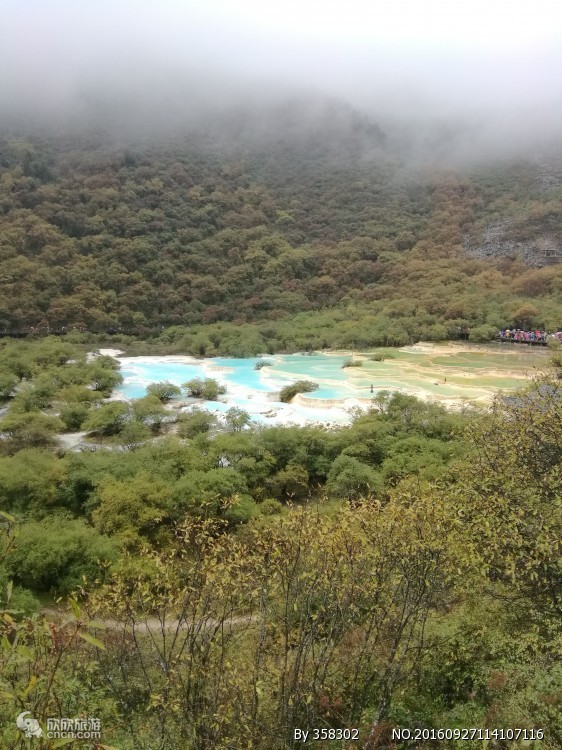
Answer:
224;407;251;432
326;455;383;500
0;411;64;450
183;378;226;400
254;360;272;370
222;496;259;525
82;402;130;436
370;349;397;361
88;364;123;393
59;402;90;431
7;586;41;615
342;359;363;368
146;381;182;402
469;325;497;343
177;409;217;438
259;498;284;515
132;395;167;431
172;469;249;517
0;566;40;614
6;518;117;594
113;420;152;450
278;380;318;403
0;371;18;400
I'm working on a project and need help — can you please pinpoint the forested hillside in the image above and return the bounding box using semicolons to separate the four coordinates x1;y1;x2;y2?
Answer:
0;102;560;341
1;338;561;748
2;0;562;741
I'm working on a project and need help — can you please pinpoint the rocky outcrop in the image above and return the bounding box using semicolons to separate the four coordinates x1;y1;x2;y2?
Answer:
462;220;561;267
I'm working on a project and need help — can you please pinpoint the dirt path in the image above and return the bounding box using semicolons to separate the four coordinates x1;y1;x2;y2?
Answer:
41;608;258;634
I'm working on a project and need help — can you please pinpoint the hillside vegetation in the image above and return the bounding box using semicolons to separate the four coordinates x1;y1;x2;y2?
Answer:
0;342;560;747
0;107;560;344
1;103;562;748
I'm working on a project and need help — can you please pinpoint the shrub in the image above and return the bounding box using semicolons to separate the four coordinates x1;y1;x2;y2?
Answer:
6;518;117;594
259;498;284;515
326;455;383;500
172;469;249;517
132;395;167;430
146;381;182;402
59;402;90;431
177;408;217;438
222;496;259;525
82;402;130;436
370;349;397;361
0;411;64;449
342;359;363;368
183;378;226;400
469;325;497;343
254;360;272;370
278;380;318;403
0;371;18;400
224;407;251;432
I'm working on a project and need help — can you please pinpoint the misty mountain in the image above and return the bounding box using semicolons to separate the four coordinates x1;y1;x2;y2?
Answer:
0;94;560;337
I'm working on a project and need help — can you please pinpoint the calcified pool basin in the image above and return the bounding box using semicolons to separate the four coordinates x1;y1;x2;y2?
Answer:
108;342;549;426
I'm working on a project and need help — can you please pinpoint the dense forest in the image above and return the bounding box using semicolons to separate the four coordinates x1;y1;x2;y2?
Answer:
1;98;561;749
0;333;561;748
0;103;560;348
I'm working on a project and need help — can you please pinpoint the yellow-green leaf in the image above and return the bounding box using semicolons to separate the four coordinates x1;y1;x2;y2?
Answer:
22;674;38;698
78;631;106;650
69;599;81;619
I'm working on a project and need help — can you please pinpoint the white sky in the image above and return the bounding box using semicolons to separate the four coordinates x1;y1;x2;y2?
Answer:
1;0;561;123
10;0;556;51
192;0;561;48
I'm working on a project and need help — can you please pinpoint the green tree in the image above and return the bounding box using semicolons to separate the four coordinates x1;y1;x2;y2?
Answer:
326;454;383;499
468;324;496;342
172;468;250;518
0;411;63;451
278;380;318;403
146;381;182;402
0;449;68;515
266;463;309;500
113;419;151;450
82;401;130;436
132;394;168;431
512;302;541;329
452;373;562;629
0;371;17;400
59;401;90;431
91;472;174;547
177;408;217;438
6;517;116;594
88;364;123;393
183;377;226;400
224;407;251;432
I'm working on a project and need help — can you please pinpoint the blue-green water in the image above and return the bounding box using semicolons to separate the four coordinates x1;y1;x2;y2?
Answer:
117;361;205;399
211;358;273;391
114;354;357;425
115;355;353;402
111;344;542;425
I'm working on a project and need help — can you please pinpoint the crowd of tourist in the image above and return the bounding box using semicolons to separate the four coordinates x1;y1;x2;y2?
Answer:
497;328;562;343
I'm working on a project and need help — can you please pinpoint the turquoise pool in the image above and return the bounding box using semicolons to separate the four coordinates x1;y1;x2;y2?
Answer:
113;353;364;425
109;342;542;425
115;355;358;403
116;360;206;399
